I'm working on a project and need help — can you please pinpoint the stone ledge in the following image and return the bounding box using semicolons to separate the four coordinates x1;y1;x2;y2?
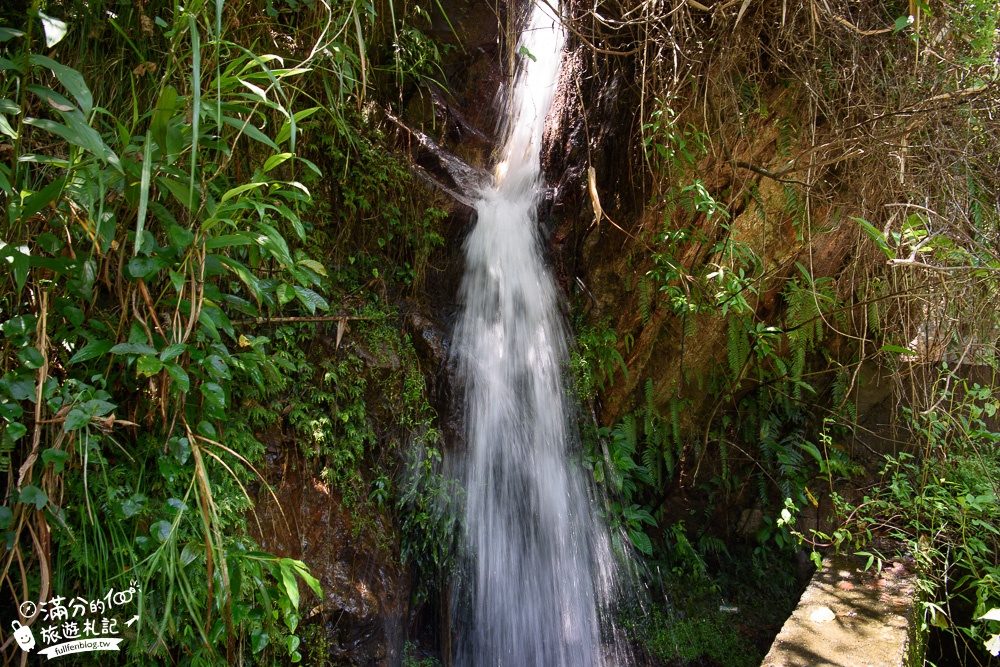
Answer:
762;553;922;667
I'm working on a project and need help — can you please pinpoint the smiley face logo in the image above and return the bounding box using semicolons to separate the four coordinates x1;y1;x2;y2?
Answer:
11;621;36;652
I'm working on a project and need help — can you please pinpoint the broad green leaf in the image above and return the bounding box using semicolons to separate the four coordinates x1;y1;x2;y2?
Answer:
290;561;322;597
135;131;154;254
293;286;328;315
296;259;327;277
150;85;179;155
157;175;199;210
852;216;895;259
38;11;68;47
0;243;30;293
205;234;254;250
64;408;90;430
263;153;293;172
221;181;266;203
160;344;188;362
110;342;158;356
24;117;121;170
223;115;279;150
17;346;44;369
29;55;92;115
0;506;12;530
0;402;23;421
0;28;25;42
151;520;173;542
136;355;164;376
42;448;70;474
5;421;26;441
68;340;113;365
881;344;917;356
205;355;231;380
279;562;300;610
275;106;321;146
0;373;35;401
128;256;169;279
165;362;190;392
251;628;268;653
255;221;295;267
20;177;65;222
200;381;225;408
0;114;15;140
277;284;295;305
19;485;48;510
628;528;653;555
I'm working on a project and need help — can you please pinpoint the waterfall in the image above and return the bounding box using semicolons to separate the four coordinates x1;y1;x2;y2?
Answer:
453;2;627;665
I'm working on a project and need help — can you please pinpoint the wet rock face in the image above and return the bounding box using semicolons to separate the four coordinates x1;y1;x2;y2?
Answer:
251;430;407;666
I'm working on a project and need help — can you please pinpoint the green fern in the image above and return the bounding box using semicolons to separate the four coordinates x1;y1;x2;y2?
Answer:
638;275;654;326
727;318;750;377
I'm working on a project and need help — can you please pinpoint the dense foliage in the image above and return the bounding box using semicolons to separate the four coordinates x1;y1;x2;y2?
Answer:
0;0;452;664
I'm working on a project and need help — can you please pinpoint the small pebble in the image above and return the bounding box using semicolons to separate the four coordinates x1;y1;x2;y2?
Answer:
810;606;837;622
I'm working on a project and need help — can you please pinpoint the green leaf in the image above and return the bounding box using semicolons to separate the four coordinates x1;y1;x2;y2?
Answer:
5;421;26;441
135;131;154;255
0;506;12;530
205;234;254;250
42;448;70;474
290;562;322;597
0;28;26;42
628;528;653;555
263;153;293;172
156;175;199;210
0;402;23;421
293;286;328;315
200;381;225;408
296;259;327;277
0;244;31;293
880;344;917;356
166;224;195;249
280;562;300;610
159;343;188;362
151;520;173;542
136;355;164;377
64;408;90;431
110;342;158;356
0;373;35;401
221;181;266;203
275;106;321;146
277;284;296;305
19;485;48;510
205;355;231;380
852;217;895;259
17;346;44;369
251;628;269;653
19;177;65;222
28;55;92;115
164;362;190;392
38;11;68;48
223;116;279;150
128;256;169;279
68;340;113;365
150;85;179;156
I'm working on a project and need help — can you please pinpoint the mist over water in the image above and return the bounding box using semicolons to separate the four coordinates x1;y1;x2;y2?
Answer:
453;3;629;665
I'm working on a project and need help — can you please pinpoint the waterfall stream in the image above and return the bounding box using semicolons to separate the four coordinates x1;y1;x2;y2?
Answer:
453;3;626;665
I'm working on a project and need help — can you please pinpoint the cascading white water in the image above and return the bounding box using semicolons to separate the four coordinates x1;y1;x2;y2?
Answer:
453;3;625;665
